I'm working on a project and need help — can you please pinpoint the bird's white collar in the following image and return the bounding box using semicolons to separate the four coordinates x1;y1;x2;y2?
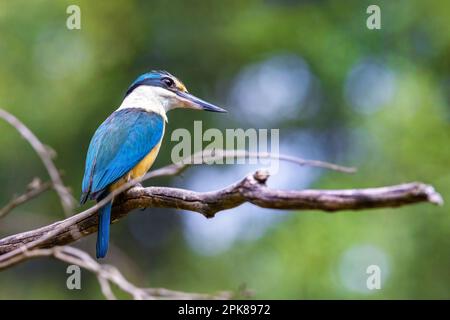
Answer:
118;86;172;122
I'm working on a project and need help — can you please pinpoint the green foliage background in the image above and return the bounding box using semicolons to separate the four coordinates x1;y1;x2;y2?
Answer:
0;0;448;299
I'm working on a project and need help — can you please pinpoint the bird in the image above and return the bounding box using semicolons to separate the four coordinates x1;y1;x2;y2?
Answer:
80;70;226;258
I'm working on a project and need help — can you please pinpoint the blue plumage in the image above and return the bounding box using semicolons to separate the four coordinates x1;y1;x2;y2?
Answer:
82;108;164;200
96;195;112;259
125;71;172;96
81;108;165;258
81;70;225;259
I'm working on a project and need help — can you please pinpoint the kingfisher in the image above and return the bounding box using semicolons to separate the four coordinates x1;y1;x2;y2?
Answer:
80;70;226;258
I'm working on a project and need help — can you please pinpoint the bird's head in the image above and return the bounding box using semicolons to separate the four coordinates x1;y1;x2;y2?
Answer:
124;70;227;114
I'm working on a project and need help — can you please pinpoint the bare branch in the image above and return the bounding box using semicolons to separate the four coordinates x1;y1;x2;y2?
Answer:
14;246;231;300
145;149;356;180
0;178;52;219
0;170;442;269
0;144;356;266
0;109;75;216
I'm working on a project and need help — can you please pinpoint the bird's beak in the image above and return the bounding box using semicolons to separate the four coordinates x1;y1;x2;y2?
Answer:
176;91;227;113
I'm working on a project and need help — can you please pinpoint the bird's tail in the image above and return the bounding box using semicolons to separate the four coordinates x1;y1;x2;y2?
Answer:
96;197;112;259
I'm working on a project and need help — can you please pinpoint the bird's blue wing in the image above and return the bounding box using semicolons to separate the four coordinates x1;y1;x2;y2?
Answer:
81;109;164;202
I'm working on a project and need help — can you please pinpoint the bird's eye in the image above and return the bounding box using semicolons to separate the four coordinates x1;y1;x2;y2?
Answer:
162;77;175;88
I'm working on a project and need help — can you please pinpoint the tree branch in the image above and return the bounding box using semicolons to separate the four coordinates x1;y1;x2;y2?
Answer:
0;178;52;219
144;149;357;178
0;170;443;269
14;246;233;300
0;109;75;216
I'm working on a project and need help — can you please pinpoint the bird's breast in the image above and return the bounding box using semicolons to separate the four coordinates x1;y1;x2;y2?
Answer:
131;142;162;179
109;141;162;192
